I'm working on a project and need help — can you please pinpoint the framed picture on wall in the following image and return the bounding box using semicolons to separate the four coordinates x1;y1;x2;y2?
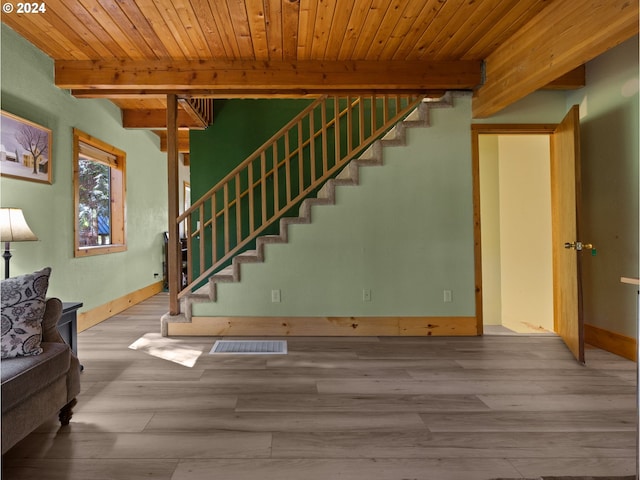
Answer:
1;110;52;184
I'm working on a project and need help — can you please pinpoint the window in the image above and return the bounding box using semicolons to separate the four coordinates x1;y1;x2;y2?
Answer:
73;129;126;257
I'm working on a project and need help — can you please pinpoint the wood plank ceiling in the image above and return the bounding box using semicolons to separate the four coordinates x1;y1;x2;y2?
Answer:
2;0;638;151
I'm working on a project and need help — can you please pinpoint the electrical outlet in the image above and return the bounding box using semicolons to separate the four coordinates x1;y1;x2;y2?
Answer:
271;289;281;303
443;289;452;303
363;289;372;302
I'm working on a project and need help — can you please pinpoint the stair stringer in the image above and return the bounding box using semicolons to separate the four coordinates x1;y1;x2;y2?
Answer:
161;94;453;335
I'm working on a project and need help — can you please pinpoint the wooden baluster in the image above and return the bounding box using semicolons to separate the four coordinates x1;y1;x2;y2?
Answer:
334;97;340;167
285;131;291;203
309;111;316;183
248;160;255;234
371;94;377;136
383;95;389;124
321;100;328;176
210;196;217;267
358;97;364;149
298;120;304;193
199;205;206;275
235;173;242;245
185;214;192;286
223;183;230;254
347;96;353;155
273;143;279;215
261;152;267;225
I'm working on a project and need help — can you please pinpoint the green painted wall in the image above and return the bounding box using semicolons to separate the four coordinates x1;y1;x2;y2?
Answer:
0;25;168;313
190;99;313;200
567;36;639;338
189;99;313;274
193;95;476;317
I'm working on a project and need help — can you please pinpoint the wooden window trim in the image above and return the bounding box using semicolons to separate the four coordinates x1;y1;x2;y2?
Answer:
73;128;127;257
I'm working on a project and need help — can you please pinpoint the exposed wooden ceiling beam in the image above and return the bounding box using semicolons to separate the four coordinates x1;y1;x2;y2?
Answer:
55;60;482;92
472;0;638;118
71;90;323;99
542;66;586;90
71;89;449;99
155;130;191;153
73;92;169;99
122;108;206;129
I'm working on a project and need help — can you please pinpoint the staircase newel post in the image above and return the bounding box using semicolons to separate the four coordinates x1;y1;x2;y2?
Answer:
167;94;181;315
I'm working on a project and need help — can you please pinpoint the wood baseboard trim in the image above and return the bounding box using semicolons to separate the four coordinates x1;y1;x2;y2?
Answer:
78;281;164;332
584;323;636;361
167;315;478;337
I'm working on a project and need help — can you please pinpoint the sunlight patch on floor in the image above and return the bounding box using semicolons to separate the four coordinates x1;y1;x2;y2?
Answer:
128;333;204;367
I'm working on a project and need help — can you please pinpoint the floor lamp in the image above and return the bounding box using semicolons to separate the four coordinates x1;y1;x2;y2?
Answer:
0;208;38;280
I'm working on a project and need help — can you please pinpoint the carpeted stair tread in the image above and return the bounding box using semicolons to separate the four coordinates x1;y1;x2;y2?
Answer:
213;266;234;279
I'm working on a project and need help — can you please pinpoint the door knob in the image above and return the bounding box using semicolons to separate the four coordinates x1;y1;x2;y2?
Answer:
564;241;596;255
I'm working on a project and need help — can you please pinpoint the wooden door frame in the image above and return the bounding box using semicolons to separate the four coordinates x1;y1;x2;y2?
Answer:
471;124;558;335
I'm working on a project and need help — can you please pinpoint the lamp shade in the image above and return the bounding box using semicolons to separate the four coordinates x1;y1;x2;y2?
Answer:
0;208;38;242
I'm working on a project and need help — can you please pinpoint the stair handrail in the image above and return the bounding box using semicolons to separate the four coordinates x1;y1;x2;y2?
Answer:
174;94;425;301
179;96;328;220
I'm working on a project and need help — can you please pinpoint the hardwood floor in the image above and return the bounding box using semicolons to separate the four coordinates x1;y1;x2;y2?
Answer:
2;293;637;479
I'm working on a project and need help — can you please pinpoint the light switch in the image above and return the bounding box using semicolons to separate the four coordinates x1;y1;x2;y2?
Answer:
363;289;372;302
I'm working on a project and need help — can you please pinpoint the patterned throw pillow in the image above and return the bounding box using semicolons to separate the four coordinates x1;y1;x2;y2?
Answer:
1;267;51;358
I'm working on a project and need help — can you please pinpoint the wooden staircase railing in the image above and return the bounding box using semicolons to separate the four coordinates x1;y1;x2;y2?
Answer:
179;98;214;128
174;94;425;303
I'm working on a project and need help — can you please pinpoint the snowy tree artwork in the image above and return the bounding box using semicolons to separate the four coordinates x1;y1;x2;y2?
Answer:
1;111;52;184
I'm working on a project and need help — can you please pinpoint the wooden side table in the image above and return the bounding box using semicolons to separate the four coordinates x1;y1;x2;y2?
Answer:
58;302;82;357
